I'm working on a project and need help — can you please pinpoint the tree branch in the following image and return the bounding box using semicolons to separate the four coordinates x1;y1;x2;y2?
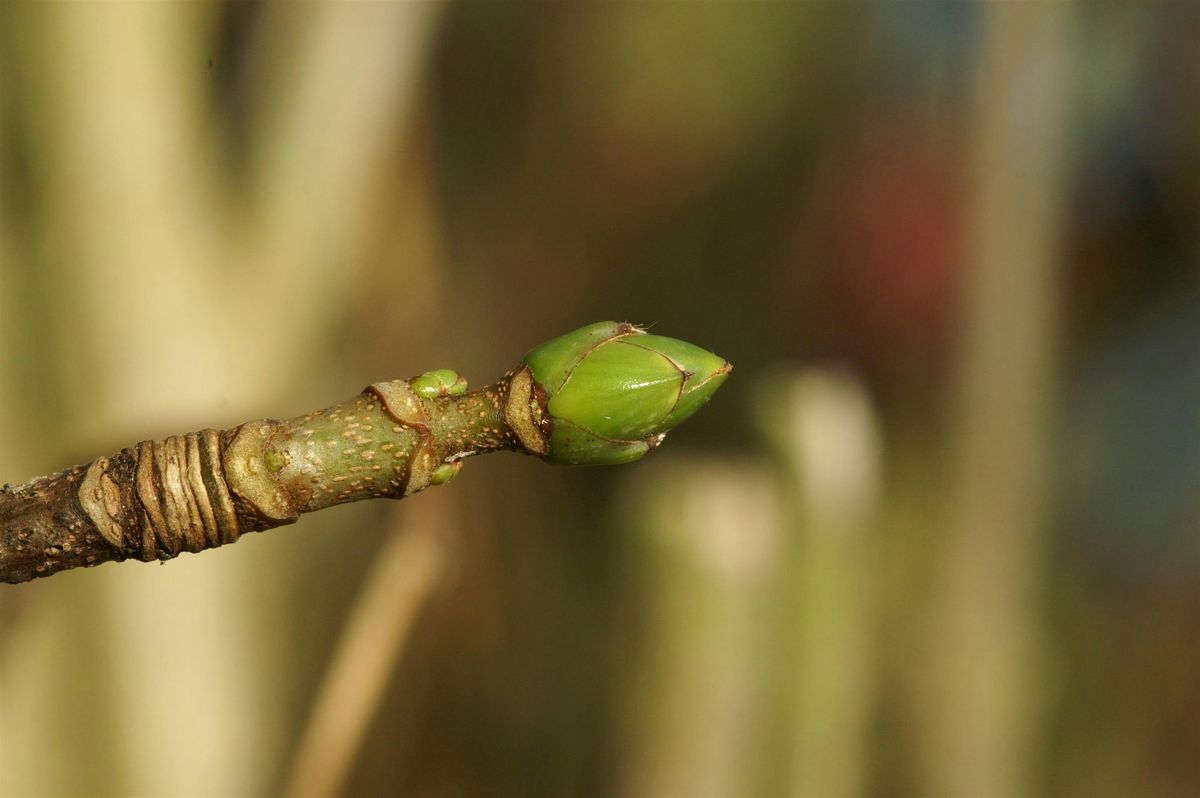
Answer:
0;321;731;584
0;373;521;583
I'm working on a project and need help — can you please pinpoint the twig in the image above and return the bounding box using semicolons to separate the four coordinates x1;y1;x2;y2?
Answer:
0;322;729;583
0;371;516;584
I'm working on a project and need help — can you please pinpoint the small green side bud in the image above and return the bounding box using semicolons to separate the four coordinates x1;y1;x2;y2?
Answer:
430;461;462;486
522;322;730;465
410;369;469;398
264;449;290;473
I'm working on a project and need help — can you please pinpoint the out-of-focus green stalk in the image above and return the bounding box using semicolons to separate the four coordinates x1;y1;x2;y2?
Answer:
914;4;1070;796
757;371;882;798
619;459;781;798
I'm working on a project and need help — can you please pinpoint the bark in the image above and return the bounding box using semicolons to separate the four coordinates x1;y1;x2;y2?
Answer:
0;368;550;583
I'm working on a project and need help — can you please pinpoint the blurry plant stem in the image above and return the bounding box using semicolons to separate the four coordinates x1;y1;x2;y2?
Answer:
765;371;881;798
623;461;781;798
918;3;1070;796
0;372;531;584
281;497;449;798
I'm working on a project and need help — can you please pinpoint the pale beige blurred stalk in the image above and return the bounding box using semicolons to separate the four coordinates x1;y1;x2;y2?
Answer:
0;85;16;786
0;110;15;482
282;495;450;798
0;2;443;795
619;459;782;798
760;370;882;798
915;4;1071;796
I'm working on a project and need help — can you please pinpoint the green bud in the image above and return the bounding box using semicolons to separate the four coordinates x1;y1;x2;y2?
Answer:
409;369;469;398
430;461;462;486
521;321;731;465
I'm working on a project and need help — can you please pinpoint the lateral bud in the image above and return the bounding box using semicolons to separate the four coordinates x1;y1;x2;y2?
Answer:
224;422;300;524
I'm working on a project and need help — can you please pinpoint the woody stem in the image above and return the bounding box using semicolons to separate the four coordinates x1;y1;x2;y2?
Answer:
0;372;536;584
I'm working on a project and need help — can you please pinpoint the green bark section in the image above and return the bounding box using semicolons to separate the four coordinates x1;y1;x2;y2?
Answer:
0;374;523;584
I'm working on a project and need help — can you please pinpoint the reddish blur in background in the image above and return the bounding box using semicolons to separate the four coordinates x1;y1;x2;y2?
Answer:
2;4;1198;797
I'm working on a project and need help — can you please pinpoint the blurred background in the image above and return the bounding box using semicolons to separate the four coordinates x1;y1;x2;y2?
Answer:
1;2;1198;797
